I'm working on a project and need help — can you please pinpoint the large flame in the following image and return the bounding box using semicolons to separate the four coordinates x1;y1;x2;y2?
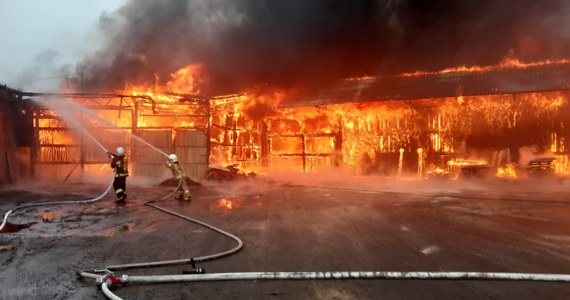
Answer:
37;58;570;179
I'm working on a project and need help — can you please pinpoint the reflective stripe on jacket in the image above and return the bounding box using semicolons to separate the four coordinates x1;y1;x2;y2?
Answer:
111;156;129;177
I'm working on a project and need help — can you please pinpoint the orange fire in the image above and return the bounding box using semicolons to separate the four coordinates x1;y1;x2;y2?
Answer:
401;57;570;77
122;61;570;174
36;58;570;179
496;163;518;178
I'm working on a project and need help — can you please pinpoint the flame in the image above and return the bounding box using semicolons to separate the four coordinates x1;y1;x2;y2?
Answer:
121;63;209;129
35;58;570;178
208;86;569;174
217;199;234;211
165;64;207;94
210;198;246;213
400;57;570;77
126;63;206;96
427;167;448;176
40;213;58;221
496;163;518;178
448;159;487;167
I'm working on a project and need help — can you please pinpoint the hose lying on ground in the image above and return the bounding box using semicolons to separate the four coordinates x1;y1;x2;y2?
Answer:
0;104;119;233
79;179;243;275
102;270;570;285
92;269;570;300
79;185;570;300
0;174;115;233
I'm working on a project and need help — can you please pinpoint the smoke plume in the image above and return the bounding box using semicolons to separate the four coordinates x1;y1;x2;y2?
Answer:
76;0;570;95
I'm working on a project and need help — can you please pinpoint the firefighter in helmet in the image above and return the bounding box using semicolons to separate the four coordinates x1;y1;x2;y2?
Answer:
107;146;129;205
165;154;191;201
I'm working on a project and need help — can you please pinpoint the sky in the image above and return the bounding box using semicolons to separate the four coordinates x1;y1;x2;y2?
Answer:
0;0;125;91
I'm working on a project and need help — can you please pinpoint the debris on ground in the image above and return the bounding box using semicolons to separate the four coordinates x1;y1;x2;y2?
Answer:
118;224;132;232
0;244;16;252
205;164;256;181
40;213;58;223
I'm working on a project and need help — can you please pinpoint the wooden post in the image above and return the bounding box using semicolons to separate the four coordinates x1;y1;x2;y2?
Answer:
302;134;306;172
206;100;211;166
80;110;85;181
334;129;343;167
131;101;138;167
260;121;269;167
31;108;39;179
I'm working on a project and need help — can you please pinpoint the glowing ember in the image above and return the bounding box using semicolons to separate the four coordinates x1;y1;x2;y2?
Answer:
40;213;58;222
496;163;518;178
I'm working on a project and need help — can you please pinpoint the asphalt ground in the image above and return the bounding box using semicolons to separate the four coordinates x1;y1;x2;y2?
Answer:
1;176;570;299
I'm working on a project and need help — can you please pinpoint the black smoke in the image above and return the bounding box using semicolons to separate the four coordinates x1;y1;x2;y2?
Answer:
76;0;570;95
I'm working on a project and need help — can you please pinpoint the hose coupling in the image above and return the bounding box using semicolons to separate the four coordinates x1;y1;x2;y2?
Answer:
183;267;206;274
183;258;206;274
96;275;128;288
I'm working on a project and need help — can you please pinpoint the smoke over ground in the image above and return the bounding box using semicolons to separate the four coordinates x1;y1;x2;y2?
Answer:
200;166;570;205
76;0;570;95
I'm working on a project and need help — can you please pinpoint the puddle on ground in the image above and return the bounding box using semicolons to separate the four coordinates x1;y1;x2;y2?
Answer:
0;222;37;233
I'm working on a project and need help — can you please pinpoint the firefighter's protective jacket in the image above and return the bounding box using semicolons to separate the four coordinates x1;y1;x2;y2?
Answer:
166;160;185;179
111;155;129;177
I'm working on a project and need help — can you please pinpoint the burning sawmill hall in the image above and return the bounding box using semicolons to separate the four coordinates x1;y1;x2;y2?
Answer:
2;59;570;183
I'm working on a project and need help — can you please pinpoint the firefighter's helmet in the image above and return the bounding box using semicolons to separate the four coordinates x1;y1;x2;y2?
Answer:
116;147;125;156
169;154;178;162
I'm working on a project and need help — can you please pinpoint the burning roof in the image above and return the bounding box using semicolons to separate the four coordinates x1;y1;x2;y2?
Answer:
76;0;570;96
281;60;570;107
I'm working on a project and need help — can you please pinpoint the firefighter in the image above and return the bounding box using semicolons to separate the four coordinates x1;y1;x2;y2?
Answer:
107;146;129;205
165;154;191;201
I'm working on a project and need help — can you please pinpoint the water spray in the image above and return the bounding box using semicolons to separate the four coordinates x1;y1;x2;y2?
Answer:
32;97;110;153
1;97;117;232
34;96;169;158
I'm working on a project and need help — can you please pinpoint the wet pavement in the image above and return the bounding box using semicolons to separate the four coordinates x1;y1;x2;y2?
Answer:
1;177;570;299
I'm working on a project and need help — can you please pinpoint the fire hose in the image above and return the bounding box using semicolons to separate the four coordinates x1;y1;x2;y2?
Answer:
3;156;569;298
0;175;115;233
91;271;570;300
77;186;570;300
78;179;244;276
0;100;122;233
75;180;244;300
98;270;570;284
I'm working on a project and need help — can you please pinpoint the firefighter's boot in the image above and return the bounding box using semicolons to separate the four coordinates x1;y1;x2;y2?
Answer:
116;190;126;205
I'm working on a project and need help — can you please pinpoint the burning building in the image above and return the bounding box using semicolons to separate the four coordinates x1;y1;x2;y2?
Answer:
207;59;570;178
2;59;570;182
0;85;30;185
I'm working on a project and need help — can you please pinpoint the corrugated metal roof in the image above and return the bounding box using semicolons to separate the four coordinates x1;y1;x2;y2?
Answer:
280;62;570;107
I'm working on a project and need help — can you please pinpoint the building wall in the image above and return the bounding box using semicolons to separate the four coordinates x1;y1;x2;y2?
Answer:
0;94;27;186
